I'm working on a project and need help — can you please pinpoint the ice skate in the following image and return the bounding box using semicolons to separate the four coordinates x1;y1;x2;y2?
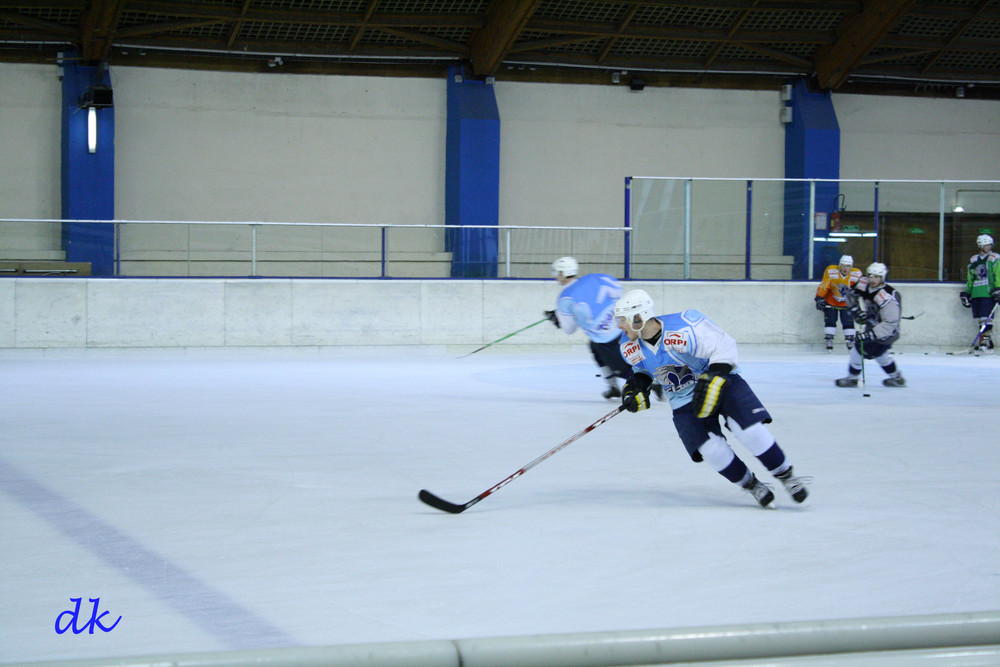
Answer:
835;375;859;387
845;336;854;351
602;379;621;400
882;375;906;387
824;335;834;352
775;467;809;503
980;333;994;354
741;474;775;508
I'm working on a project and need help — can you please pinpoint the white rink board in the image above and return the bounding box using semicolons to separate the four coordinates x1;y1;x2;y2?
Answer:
0;278;972;349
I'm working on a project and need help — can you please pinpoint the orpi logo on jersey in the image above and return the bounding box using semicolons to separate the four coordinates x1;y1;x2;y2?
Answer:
662;332;687;351
622;340;643;364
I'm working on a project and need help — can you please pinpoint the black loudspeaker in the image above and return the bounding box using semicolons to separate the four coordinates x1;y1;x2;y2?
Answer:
81;85;114;108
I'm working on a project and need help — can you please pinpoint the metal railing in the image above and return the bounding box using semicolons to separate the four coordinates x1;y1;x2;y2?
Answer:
4;177;997;280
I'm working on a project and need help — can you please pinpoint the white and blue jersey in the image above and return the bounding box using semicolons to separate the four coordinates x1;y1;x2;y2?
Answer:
554;274;623;344
618;309;740;410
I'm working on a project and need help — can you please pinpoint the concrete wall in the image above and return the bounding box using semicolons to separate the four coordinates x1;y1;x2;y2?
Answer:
0;278;967;349
0;64;63;260
4;61;1000;253
835;94;1000;180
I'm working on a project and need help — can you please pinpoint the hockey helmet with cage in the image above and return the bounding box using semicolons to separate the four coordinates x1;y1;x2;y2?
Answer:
866;262;888;278
551;256;579;278
977;234;994;250
614;289;656;333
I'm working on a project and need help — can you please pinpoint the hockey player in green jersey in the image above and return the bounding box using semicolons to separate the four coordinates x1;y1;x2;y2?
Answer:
959;234;999;352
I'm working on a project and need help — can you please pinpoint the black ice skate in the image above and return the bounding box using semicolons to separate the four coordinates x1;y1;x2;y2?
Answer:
882;375;906;387
742;474;775;508
602;383;621;400
824;335;834;352
845;336;854;351
775;467;809;503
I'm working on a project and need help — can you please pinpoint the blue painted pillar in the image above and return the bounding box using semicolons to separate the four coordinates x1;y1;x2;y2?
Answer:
61;53;115;276
446;64;499;278
783;78;840;279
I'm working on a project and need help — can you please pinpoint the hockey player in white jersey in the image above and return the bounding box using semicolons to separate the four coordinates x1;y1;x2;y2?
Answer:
836;262;906;387
545;257;644;400
613;289;809;508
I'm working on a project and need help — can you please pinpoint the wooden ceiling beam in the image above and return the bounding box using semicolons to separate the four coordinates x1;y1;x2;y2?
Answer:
918;0;992;74
704;0;759;68
528;18;833;44
126;2;480;28
79;0;125;63
468;0;542;76
813;0;917;89
348;0;380;51
116;19;227;40
0;9;77;37
225;0;252;49
597;4;638;64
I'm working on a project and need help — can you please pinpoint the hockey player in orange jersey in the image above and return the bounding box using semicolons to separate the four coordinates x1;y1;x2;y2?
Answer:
815;254;863;351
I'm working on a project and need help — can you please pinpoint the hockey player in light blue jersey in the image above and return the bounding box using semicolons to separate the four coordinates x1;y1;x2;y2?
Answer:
612;289;809;508
545;257;639;400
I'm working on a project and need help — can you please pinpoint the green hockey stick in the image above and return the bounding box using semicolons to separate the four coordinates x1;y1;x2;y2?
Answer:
459;318;548;358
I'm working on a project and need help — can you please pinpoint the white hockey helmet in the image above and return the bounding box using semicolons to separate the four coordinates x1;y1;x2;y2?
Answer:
866;262;888;278
614;289;656;332
551;256;579;278
977;234;994;250
839;255;853;267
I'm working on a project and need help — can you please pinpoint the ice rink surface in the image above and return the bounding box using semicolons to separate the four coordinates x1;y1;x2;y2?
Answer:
1;345;998;662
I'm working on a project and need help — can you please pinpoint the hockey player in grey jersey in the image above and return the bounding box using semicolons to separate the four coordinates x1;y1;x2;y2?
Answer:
836;262;906;388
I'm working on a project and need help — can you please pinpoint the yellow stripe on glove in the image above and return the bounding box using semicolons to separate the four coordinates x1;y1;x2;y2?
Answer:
693;373;728;419
621;373;653;413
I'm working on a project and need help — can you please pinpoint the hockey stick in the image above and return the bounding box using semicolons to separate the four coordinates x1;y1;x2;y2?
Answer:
970;303;998;350
859;337;870;397
946;303;998;355
458;318;547;358
418;405;625;514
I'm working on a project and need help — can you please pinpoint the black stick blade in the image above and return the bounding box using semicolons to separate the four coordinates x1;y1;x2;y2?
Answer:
419;489;468;514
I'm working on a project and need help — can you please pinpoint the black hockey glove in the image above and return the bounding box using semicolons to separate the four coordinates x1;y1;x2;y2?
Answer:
855;330;877;345
992;288;1000;304
851;306;875;326
814;296;826;311
544;310;560;329
960;291;971;308
692;363;733;419
621;373;653;413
